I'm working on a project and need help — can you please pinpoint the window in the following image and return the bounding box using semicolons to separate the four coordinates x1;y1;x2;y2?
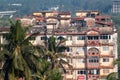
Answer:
77;35;85;40
78;59;85;63
88;36;93;40
103;58;109;62
3;33;9;40
67;36;72;40
103;69;109;73
101;18;106;21
103;46;109;51
89;69;99;74
100;35;108;39
94;36;99;40
41;36;47;40
76;47;85;52
78;70;86;74
57;36;65;40
109;35;111;39
89;58;99;63
66;47;72;52
91;14;96;17
29;36;35;40
88;36;98;40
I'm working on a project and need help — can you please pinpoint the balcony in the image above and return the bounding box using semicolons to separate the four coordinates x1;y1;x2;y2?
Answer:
62;74;73;80
100;65;114;69
87;52;99;56
87;40;100;46
65;41;72;46
72;41;85;46
64;52;72;56
65;74;73;79
46;21;57;24
100;40;108;44
88;75;99;79
100;40;114;46
1;39;8;44
100;50;114;57
72;53;85;58
87;63;100;69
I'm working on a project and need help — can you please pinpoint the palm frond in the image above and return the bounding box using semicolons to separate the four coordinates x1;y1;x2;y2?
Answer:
60;59;73;69
107;72;118;80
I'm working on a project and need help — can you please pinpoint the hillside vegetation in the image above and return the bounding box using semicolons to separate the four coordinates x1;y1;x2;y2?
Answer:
0;0;112;15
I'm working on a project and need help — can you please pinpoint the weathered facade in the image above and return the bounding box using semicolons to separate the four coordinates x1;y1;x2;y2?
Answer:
0;10;118;80
29;10;118;80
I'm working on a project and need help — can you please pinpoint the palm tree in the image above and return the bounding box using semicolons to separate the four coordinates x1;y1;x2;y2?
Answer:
106;58;120;80
0;20;38;80
32;35;72;80
32;59;62;80
107;72;118;80
39;36;72;72
48;36;71;70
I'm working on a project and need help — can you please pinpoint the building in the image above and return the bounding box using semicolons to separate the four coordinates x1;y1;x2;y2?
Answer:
0;10;118;80
75;10;99;18
112;0;120;13
29;11;117;80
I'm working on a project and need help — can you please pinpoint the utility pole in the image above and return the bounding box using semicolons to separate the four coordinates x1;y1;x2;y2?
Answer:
43;20;47;48
85;35;88;80
42;12;47;48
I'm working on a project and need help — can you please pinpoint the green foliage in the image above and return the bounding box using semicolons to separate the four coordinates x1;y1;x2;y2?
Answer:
0;20;68;80
33;60;62;80
111;15;120;28
48;68;62;80
0;0;112;15
0;20;38;80
35;35;72;75
107;72;118;80
0;18;11;27
117;29;120;56
107;29;120;80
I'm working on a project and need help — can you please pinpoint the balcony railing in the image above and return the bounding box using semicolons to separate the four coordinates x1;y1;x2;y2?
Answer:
100;40;114;45
65;74;73;79
87;63;100;69
72;41;85;46
100;65;114;69
88;75;99;79
1;40;8;44
100;50;114;57
87;40;100;46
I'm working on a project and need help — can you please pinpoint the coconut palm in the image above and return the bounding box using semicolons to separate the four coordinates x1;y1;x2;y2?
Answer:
107;72;118;80
47;36;71;70
0;20;38;80
106;58;120;80
37;36;72;73
32;59;62;80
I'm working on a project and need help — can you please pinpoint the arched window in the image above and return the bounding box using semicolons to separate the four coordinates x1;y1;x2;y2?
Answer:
88;48;99;55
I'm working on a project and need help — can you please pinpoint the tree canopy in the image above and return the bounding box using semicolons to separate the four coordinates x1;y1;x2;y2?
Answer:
0;0;112;15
